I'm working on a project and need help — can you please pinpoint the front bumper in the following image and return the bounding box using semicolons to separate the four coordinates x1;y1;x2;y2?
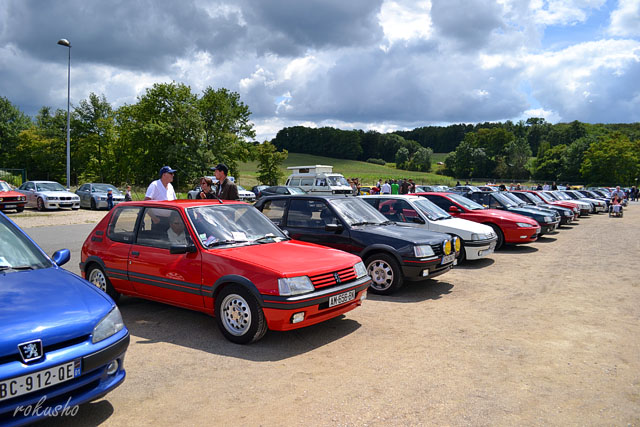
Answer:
0;331;129;426
504;227;540;244
401;256;455;281
0;202;25;211
94;199;124;209
464;238;497;260
261;276;370;331
43;200;80;210
539;221;560;235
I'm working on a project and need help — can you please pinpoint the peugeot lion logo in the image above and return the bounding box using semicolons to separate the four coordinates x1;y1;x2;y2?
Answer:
18;339;43;363
333;272;341;284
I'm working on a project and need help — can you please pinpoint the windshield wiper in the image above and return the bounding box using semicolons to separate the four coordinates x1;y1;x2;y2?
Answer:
351;221;381;226
251;234;281;244
0;265;35;272
206;239;248;247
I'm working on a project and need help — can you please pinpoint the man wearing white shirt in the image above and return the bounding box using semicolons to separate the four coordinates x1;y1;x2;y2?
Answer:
381;181;391;194
145;166;177;201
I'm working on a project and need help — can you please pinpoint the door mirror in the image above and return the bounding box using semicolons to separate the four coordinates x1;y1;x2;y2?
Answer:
412;216;425;224
449;206;460;213
325;223;343;233
51;249;70;266
170;244;197;254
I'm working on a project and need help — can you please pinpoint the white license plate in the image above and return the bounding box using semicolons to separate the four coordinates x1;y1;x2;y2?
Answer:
441;253;455;264
0;360;80;402
328;290;356;307
4;205;16;209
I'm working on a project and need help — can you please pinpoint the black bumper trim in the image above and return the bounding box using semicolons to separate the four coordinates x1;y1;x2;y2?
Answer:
82;333;130;373
262;278;370;310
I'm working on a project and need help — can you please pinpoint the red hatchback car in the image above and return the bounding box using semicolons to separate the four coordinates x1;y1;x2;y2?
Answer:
0;180;26;213
417;192;540;249
80;200;370;344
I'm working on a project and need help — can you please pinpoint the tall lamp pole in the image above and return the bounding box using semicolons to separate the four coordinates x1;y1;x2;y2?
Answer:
57;38;71;190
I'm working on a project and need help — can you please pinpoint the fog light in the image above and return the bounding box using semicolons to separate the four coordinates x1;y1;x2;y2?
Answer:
422;269;429;277
291;312;305;324
520;235;527;239
360;291;367;301
106;360;119;375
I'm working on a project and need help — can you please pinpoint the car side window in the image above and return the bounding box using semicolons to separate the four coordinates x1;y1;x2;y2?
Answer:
428;196;454;211
261;199;288;226
289;178;300;186
487;195;500;208
26;182;35;191
287;199;328;228
300;178;314;186
108;207;142;243
276;187;287;194
136;208;178;249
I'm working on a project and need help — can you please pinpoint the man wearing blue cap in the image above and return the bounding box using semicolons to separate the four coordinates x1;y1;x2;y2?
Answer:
145;166;177;201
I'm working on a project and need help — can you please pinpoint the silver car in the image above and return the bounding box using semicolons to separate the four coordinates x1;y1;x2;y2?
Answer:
76;183;125;210
17;181;80;211
187;177;256;202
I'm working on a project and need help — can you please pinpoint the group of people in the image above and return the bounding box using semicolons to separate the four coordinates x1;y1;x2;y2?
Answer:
144;163;239;202
367;179;416;195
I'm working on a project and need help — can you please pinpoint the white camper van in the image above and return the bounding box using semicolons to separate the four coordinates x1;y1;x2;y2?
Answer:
285;165;353;195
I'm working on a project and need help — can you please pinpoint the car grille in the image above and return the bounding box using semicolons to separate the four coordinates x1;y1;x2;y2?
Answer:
431;244;444;256
309;267;357;289
59;196;74;201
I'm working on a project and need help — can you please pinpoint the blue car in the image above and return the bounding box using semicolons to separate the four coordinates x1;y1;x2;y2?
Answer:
0;212;129;426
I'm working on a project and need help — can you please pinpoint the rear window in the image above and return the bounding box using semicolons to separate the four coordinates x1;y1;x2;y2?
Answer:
260;199;288;226
108;206;142;243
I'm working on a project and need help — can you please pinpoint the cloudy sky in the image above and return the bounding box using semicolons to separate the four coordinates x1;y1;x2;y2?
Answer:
1;0;639;141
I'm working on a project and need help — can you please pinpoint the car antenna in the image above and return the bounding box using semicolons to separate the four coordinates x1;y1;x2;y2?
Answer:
216;195;223;204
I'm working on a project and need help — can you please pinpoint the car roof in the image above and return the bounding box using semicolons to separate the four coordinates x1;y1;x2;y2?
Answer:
119;199;248;208
258;194;356;201
361;194;422;201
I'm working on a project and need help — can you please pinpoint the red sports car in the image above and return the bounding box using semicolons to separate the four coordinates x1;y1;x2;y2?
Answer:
416;192;540;249
80;200;371;344
0;180;26;212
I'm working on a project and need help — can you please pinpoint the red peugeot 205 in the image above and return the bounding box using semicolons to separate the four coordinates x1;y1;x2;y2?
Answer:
80;200;370;344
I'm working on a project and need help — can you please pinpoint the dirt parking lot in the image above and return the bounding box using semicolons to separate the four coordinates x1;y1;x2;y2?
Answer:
12;205;640;426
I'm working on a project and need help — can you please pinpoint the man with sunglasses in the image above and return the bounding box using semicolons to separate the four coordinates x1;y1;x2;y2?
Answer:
145;166;177;201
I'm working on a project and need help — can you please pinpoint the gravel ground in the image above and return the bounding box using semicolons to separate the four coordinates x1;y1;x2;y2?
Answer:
14;203;640;426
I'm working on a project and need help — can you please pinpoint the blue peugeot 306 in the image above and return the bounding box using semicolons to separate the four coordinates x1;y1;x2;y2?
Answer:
0;212;129;426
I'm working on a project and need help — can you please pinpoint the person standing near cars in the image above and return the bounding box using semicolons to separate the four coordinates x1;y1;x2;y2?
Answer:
197;177;216;199
213;163;239;200
145;166;177;201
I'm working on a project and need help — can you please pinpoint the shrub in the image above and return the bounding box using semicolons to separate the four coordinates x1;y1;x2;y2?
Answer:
367;158;386;165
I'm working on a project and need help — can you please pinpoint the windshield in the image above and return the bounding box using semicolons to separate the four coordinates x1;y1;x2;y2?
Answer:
237;185;246;191
447;193;485;210
327;176;349;187
186;204;287;247
0;182;11;192
526;193;545;204
414;198;450;220
36;182;66;192
493;193;518;207
92;184;120;194
0;217;52;272
502;192;527;206
553;191;571;200
290;187;305;194
536;191;552;202
329;198;388;226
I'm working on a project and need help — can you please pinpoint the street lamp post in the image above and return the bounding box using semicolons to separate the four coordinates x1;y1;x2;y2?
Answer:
57;38;71;190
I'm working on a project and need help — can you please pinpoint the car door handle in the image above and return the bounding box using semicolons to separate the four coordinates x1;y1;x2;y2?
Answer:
131;251;140;257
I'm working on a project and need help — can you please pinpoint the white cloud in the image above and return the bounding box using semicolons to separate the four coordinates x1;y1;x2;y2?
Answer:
529;0;607;26
608;0;640;37
378;0;433;46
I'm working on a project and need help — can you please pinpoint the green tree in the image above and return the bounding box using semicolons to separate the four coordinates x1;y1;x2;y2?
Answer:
395;147;410;169
504;137;532;179
581;133;640;185
199;87;255;179
255;142;288;186
533;144;567;181
408;147;433;172
0;96;32;165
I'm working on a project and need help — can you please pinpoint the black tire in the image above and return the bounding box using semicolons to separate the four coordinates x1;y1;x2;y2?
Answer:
365;253;403;295
457;239;466;263
488;224;504;250
216;284;267;344
36;197;45;211
90;198;97;210
87;264;120;302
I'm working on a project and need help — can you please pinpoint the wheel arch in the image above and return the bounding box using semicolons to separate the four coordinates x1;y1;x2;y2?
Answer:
211;275;264;307
359;244;403;265
82;255;107;276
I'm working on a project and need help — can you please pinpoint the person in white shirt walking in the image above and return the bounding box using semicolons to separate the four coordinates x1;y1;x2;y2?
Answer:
145;166;177;201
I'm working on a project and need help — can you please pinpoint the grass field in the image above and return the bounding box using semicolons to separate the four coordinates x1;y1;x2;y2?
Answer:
236;152;455;188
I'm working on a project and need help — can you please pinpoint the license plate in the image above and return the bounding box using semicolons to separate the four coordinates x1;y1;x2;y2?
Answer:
0;360;79;402
328;290;355;307
3;205;16;209
441;253;455;264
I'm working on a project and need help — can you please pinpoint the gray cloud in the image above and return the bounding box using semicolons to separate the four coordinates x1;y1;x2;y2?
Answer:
430;0;504;51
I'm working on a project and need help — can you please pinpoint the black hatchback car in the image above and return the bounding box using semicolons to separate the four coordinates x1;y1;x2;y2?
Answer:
254;195;459;295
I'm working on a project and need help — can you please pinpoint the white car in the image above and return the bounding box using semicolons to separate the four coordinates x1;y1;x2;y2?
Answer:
186;177;255;202
361;195;498;262
16;180;80;211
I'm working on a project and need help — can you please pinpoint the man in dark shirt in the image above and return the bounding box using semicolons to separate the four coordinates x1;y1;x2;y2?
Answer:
213;163;239;200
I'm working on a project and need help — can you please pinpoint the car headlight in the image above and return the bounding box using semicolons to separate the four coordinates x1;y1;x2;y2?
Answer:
453;236;461;252
471;233;479;240
46;196;59;200
573;207;578;213
278;276;314;296
354;261;367;279
74;196;80;201
99;197;107;201
516;222;534;228
564;211;571;216
442;240;452;255
414;244;435;258
92;307;125;344
544;216;552;222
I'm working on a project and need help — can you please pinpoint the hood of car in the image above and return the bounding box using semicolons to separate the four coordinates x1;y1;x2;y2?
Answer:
91;192;125;199
431;217;495;236
0;190;25;198
506;207;549;219
36;190;78;198
468;208;539;225
351;223;450;245
212;240;360;277
0;267;114;357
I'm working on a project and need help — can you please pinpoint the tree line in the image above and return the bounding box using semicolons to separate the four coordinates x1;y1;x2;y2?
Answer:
0;84;287;189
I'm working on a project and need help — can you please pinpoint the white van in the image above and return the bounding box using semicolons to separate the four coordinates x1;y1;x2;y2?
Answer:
285;165;353;195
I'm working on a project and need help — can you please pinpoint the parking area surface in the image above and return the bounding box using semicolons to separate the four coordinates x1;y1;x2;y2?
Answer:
14;204;640;426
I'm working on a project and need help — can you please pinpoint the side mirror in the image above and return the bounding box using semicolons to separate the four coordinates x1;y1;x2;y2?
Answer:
52;249;71;266
412;216;425;224
325;223;343;233
281;229;289;237
449;206;460;213
170;244;198;254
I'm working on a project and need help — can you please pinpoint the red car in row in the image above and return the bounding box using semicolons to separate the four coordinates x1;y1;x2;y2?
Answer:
0;180;26;213
416;192;540;249
80;200;371;344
